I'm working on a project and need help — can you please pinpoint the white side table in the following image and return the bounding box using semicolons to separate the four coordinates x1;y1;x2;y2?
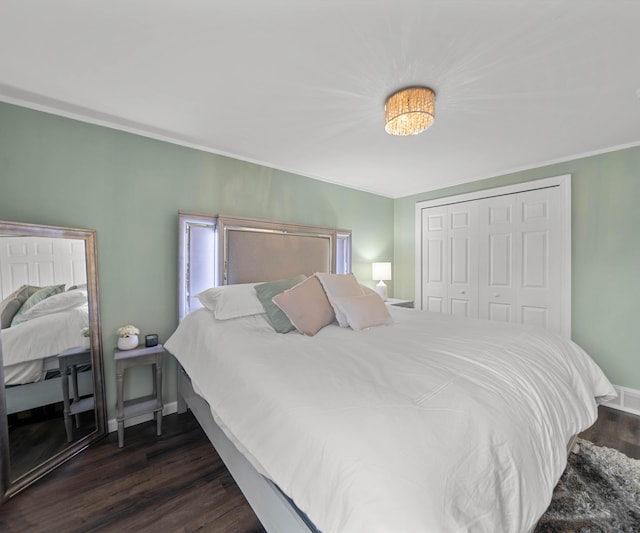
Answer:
58;346;95;443
114;343;164;448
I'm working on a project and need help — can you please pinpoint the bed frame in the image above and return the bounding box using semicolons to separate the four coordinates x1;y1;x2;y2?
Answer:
177;367;315;532
173;212;578;532
6;368;93;415
175;212;351;532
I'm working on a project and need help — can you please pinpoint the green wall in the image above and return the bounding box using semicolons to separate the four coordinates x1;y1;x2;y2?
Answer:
0;102;394;421
394;146;640;390
3;99;637;418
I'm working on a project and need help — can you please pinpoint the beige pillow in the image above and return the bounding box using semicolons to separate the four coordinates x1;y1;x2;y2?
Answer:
315;272;364;327
0;285;40;329
272;276;335;336
332;293;392;331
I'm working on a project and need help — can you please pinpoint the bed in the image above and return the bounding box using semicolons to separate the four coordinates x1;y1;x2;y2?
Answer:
1;289;92;414
165;214;616;533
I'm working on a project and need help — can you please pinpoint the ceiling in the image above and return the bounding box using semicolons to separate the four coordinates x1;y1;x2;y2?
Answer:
1;1;639;199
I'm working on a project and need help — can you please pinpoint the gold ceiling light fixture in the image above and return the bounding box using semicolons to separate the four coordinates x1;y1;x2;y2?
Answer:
384;86;436;136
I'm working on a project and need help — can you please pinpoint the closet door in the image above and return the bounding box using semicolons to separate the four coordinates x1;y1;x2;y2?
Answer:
477;194;519;323
421;206;448;313
477;187;561;331
518;187;561;331
416;176;570;336
420;203;478;317
448;203;479;318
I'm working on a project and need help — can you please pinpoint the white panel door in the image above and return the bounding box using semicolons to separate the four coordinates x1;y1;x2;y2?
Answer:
416;175;570;336
518;187;561;331
448;203;478;318
421;203;478;317
478;195;519;324
417;179;568;335
0;236;86;298
477;188;562;330
421;207;448;313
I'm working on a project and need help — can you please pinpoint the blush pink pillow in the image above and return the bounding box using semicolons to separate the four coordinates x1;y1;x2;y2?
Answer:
272;276;335;336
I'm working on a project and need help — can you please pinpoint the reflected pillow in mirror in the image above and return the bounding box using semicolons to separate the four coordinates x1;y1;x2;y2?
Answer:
17;290;87;323
0;285;41;329
255;275;307;333
197;283;265;320
11;284;65;326
332;293;392;331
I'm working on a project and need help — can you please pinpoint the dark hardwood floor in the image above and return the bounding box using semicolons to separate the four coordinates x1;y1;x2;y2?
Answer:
8;402;95;480
579;404;640;459
0;405;637;532
0;411;265;533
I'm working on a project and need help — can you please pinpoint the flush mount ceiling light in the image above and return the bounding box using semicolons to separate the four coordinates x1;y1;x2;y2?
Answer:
384;86;436;136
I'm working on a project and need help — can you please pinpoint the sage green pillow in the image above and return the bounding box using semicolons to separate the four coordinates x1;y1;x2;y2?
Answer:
255;275;306;333
0;285;40;329
11;284;65;326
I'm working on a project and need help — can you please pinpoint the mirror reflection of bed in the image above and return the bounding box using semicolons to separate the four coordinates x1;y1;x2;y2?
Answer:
1;234;96;481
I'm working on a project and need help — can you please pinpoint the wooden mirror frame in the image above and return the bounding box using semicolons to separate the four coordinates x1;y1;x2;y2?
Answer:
0;220;107;501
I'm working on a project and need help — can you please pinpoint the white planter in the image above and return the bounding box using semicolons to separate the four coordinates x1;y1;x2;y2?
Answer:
117;334;139;351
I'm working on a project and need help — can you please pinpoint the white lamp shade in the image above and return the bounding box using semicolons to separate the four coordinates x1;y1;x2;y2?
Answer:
372;262;392;281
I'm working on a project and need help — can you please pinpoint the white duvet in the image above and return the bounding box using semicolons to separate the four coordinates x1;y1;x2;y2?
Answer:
165;307;615;533
2;305;89;385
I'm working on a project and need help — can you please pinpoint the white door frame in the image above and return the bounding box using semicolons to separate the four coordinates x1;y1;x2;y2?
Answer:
415;174;572;337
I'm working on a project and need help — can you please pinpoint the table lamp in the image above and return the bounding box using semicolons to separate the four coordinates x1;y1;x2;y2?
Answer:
372;262;391;301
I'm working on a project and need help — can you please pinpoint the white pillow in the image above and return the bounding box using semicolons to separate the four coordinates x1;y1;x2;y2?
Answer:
332;293;392;331
315;272;364;327
197;283;265;320
18;290;87;322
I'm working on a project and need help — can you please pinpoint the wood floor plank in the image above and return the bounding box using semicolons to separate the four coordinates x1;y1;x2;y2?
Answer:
0;412;265;533
0;405;637;532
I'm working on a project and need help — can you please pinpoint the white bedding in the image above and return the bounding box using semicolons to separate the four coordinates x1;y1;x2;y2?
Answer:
165;306;615;533
2;304;89;385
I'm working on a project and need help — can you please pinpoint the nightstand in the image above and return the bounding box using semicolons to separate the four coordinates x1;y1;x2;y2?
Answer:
58;346;95;443
386;298;414;308
114;343;164;448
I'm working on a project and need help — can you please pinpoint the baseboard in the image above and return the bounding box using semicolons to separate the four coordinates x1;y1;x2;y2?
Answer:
107;401;178;433
599;385;640;416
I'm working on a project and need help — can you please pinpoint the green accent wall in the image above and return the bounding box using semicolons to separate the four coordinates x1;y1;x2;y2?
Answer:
0;102;394;420
394;146;640;390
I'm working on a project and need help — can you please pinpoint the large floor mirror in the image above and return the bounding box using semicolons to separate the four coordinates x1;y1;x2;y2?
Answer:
0;220;106;501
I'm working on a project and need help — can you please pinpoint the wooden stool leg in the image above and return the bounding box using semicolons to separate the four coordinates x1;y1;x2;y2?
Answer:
61;366;73;442
116;368;125;448
71;365;81;428
155;361;163;436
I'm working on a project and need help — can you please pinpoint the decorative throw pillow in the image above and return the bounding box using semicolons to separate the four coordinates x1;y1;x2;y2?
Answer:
18;290;87;323
359;284;378;296
197;283;265;320
0;285;41;328
272;276;335;336
255;275;307;333
315;272;365;327
332;293;392;331
11;284;65;326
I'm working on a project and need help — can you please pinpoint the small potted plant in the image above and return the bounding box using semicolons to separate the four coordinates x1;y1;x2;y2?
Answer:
117;324;140;351
81;326;91;349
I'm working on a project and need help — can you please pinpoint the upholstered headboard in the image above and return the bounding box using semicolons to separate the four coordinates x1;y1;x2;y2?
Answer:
178;212;351;319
